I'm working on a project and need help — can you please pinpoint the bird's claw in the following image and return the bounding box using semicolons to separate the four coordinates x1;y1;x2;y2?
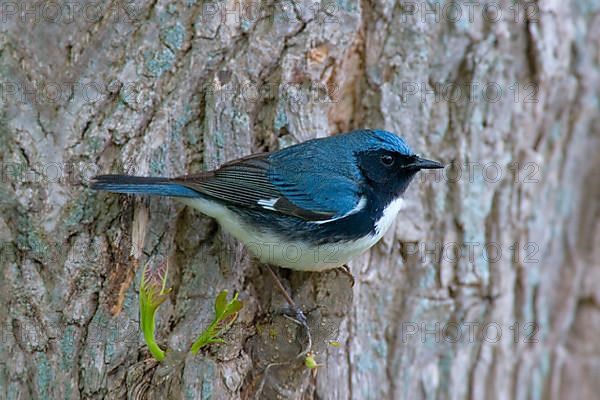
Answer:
279;305;312;359
281;305;309;328
336;264;355;287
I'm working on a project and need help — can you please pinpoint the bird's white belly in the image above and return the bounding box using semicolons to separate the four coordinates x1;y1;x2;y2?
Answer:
179;197;404;272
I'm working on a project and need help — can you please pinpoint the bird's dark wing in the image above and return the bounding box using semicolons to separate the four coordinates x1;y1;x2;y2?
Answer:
172;152;362;222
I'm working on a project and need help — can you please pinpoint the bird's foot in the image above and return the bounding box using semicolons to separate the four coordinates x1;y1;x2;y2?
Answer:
266;265;313;358
280;305;312;358
335;264;355;287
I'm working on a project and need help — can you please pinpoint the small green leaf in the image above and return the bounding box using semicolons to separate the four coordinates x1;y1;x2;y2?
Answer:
214;290;229;316
305;354;322;369
223;298;242;318
190;291;243;354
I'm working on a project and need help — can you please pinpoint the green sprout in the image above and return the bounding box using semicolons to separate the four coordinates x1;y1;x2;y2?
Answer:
138;259;243;361
190;290;243;354
139;260;172;361
304;352;323;369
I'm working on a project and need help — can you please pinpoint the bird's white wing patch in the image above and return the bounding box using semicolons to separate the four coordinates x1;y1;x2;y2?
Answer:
257;197;279;211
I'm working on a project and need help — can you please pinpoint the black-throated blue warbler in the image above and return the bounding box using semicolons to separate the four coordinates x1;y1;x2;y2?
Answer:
91;129;444;271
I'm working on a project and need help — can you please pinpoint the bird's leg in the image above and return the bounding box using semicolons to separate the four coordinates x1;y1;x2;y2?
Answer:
265;265;312;358
335;264;355;287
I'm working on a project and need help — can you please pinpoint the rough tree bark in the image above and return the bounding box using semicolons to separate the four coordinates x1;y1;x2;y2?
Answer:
1;0;599;399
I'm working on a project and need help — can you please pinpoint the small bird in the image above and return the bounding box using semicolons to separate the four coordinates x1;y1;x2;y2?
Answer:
91;129;443;271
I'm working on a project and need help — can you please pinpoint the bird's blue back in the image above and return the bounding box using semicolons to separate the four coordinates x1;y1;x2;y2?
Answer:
267;129;414;216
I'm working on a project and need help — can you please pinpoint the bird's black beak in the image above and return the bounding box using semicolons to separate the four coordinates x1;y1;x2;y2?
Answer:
406;156;445;170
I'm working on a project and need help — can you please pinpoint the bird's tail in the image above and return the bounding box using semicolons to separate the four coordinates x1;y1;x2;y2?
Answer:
90;175;200;198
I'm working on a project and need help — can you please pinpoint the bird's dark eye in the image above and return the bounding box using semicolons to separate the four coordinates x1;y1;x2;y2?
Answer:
380;154;394;167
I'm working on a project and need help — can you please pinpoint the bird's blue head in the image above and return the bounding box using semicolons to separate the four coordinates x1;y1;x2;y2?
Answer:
347;129;444;199
357;129;414;155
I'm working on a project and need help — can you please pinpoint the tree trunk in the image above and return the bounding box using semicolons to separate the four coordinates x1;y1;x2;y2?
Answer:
1;0;599;399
